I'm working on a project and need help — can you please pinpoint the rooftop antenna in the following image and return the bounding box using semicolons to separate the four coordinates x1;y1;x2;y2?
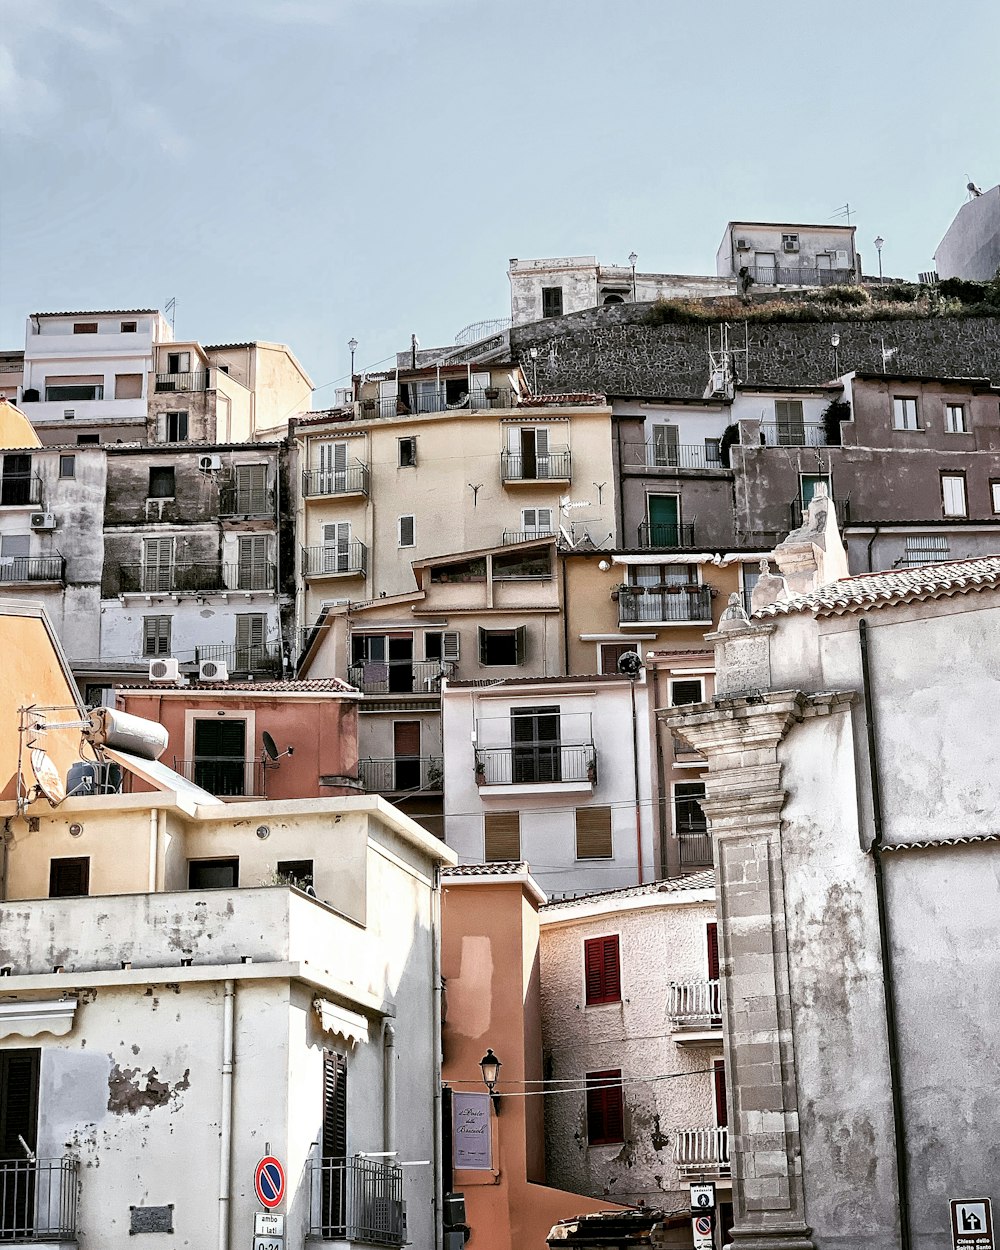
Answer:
966;178;983;199
706;322;749;398
164;297;176;333
831;203;854;225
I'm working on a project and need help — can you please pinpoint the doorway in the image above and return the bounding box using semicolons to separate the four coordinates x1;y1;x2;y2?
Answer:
647;495;680;547
393;721;421;790
193;718;248;796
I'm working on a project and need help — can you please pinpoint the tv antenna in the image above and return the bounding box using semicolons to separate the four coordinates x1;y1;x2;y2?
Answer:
164;297;176;333
831;202;854;224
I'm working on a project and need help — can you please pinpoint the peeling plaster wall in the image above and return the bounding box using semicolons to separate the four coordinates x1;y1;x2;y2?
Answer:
539;896;721;1210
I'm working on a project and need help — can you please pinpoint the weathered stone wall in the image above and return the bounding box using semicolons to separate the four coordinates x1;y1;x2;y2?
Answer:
511;304;1000;396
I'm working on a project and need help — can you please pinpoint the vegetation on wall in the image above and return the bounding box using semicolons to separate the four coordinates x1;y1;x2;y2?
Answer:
719;423;740;468
821;400;852;446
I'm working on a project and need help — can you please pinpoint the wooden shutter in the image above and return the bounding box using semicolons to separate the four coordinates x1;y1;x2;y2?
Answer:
586;1070;624;1144
653;424;679;466
236;614;265;650
399;516;415;547
0;1049;40;1156
671;679;703;706
322;1051;348;1158
484;811;521;862
576;807;613;860
514;624;527;665
393;721;420;757
144;615;171;656
478;627;488;665
707;923;720;980
713;1059;728;1128
442;632;460;661
49;856;90;898
584;935;620;1005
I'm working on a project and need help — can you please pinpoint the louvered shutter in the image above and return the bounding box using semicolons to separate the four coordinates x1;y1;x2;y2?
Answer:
238;535;268;591
713;1060;728;1128
235;464;267;512
534;427;550;477
707;923;720;980
484;811;521;862
322;1051;348;1158
576;807;613;860
478;627;488;665
144;615;171;656
399;515;415;547
653;424;679;467
49;856;90;898
144;537;174;592
236;614;265;668
584;935;620;1005
671;679;703;706
0;1050;40;1156
586;1070;624;1144
442;632;460;661
514;625;527;665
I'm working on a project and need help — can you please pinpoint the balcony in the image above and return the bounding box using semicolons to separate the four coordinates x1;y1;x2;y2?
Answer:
624;443;725;471
115;562;276;595
677;832;713;870
347;659;449;694
0;555;65;586
618;586;713;625
673;1126;730;1178
636;521;697;549
501;529;555;545
192;642;283;675
359;756;443;794
668;980;722;1042
788;495;850;529
501;448;572;484
759;422;827;448
302;463;370;499
173;757;266;798
302;541;367;580
308;1156;405;1246
218;485;274;517
363;386;515;420
475;742;597;789
0;1157;79;1241
154;370;210;392
0;473;42;507
672;738;706;767
751;265;855;287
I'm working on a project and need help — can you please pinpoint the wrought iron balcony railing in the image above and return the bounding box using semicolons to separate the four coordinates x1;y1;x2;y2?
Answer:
625;443;724;471
358;756;444;794
362;386;515;420
308;1156;405;1246
154;370;210;392
0;472;42;507
116;562;276;594
501;528;556;545
759;422;827;447
347;659;449;694
673;1126;730;1177
789;495;850;529
301;541;367;578
618;586;712;624
677;832;713;869
475;742;597;786
636;520;697;549
668;979;722;1025
173;757;265;798
500;448;572;482
192;642;283;674
750;265;855;287
218;485;274;516
302;463;370;498
0;555;65;584
0;1157;79;1240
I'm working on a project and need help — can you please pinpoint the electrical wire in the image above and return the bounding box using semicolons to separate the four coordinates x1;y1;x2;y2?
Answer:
445;1066;718;1099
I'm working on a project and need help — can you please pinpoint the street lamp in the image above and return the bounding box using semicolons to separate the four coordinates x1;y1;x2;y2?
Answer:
831;332;841;375
628;251;638;301
480;1048;502;1113
348;337;358;376
529;347;538;395
874;237;884;284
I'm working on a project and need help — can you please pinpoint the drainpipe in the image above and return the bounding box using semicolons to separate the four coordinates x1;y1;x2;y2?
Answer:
431;864;444;1250
275;448;285;674
858;618;911;1250
218;979;236;1250
560;552;570;675
866;523;882;573
630;675;643;885
382;1021;397;1154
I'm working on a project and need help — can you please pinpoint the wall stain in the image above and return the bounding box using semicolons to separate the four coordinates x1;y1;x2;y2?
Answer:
107;1063;191;1116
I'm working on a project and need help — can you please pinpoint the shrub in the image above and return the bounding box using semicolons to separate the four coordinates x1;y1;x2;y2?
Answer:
821;400;852;446
719;423;740;468
938;276;988;302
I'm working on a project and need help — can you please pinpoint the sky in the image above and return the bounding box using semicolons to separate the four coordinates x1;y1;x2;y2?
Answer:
1;0;998;405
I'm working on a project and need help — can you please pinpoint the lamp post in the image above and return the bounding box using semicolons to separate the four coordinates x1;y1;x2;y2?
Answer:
529;347;538;395
874;237;884;285
480;1048;502;1113
628;251;638;301
348;337;358;377
831;332;841;376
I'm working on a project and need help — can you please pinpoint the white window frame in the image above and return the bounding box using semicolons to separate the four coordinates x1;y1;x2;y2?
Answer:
941;474;967;517
992;482;1000;514
398;515;415;548
892;397;920;431
944;403;967;434
669;676;704;706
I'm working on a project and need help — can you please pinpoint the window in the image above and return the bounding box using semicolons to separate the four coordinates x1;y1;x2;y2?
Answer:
631;562;698;588
992;481;1000;514
707;923;720;981
45;383;104;401
0;1050;40;1201
193;718;248;796
714;1059;728;1128
781;233;799;251
903;535;949;566
541;287;563;318
233;464;268;513
652;424;679;467
120;321;137;333
165;411;189;442
321;523;353;573
143;537;174;591
114;373;143;400
505;425;559;480
479;626;526;666
322;1049;348;1159
521;507;553;536
742;563;762;613
398;515;415;548
432;557;486;584
774;399;806;444
424;631;460;662
238;535;270;590
484;811;521;861
77;434;100;445
167;351;191;374
49;857;90;898
188;858;240;889
83;683;112;709
599;643;634;674
944;403;967;433
148;466;175;498
670;678;704;705
586;1070;624;1145
941;474;967;517
143;615;171;656
800;474;831;507
576;806;613;859
73;322;98;334
1;453;32;504
59;454;75;478
492;548;551;580
584;935;621;1005
236;614;267;669
674;782;707;834
398;437;417;467
511;706;560;781
1;534;30;558
276;859;314;889
892;397;920;430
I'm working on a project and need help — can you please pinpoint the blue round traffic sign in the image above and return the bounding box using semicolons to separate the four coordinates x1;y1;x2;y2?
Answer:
255;1156;285;1210
695;1214;712;1235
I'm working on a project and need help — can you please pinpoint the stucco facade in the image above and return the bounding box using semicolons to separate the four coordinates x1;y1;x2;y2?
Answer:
933;184;1000;281
715;223;858;286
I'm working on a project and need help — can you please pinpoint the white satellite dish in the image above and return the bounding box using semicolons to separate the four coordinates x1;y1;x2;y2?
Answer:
30;748;65;807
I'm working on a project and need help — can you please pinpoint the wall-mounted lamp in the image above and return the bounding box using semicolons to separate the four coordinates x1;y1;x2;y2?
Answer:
598;560;611;572
480;1048;502;1113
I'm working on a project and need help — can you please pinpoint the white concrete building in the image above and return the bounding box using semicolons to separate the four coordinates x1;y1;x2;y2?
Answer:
538;872;730;1233
716;222;859;287
933;183;1000;281
442;673;656;897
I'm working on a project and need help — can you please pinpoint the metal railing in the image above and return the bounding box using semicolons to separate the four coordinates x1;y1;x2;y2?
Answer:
618;586;712;624
678;832;713;869
475;742;597;786
673;1127;730;1176
501;528;555;545
358;756;444;793
302;464;370;498
669;979;722;1025
750;265;855;287
0;1157;78;1240
154;371;210;392
193;642;282;674
362;387;515;420
0;473;42;507
0;556;65;584
347;659;449;694
500;448;572;482
636;521;697;548
174;757;265;797
625;443;724;471
218;485;274;516
759;422;827;447
116;562;276;594
301;541;367;578
308;1157;406;1246
789;495;850;529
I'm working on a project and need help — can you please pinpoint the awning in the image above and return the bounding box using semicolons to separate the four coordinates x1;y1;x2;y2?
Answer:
313;998;370;1048
104;748;224;805
0;998;78;1040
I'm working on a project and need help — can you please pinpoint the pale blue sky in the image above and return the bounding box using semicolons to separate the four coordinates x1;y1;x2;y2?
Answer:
1;0;997;404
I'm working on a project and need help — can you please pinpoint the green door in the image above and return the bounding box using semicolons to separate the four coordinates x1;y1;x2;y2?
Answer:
647;496;680;547
800;475;831;505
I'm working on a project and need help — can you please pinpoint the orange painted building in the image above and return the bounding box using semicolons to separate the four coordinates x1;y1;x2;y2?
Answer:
441;864;627;1249
115;678;361;800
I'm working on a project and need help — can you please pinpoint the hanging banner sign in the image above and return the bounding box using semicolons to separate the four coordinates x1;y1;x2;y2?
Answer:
453;1092;492;1170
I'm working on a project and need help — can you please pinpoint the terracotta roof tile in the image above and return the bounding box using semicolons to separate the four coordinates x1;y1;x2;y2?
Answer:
117;678;357;694
540;869;715;910
442;861;531;878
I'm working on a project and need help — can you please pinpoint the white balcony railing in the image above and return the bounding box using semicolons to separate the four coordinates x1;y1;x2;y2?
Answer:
673;1126;730;1177
668;980;721;1026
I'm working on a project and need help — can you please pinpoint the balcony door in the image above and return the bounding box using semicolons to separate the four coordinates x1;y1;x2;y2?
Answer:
193;718;247;796
774;399;805;446
319;442;348;493
755;252;776;283
234;464;267;513
143;537;174;593
652;424;679;468
1;1048;39;1238
647;495;679;547
322;523;352;573
237;535;268;591
508;426;550;479
1;454;31;506
393;721;421;790
512;706;561;783
235;613;266;671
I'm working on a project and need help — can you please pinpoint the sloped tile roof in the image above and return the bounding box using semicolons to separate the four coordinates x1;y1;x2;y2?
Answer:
752;557;1000;619
540;869;715;911
442;861;531;878
118;678;356;694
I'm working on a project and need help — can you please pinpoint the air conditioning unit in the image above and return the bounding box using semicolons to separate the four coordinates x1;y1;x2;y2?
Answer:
199;660;229;682
783;240;799;253
735;238;750;250
199;454;223;472
30;512;56;531
149;657;180;682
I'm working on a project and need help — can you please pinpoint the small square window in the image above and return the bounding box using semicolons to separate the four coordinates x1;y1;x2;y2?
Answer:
165;411;189;442
149;466;175;498
576;806;613;860
120;321;137;333
76;434;99;445
944;403;967;433
73;322;98;335
398;437;417;468
484;811;521;862
541;287;563;318
478;625;526;666
188;858;239;890
276;859;314;889
892;397;920;430
49;857;90;897
59;454;76;478
670;678;704;706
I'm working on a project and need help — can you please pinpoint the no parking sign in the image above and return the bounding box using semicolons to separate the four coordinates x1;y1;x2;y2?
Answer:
255;1155;286;1210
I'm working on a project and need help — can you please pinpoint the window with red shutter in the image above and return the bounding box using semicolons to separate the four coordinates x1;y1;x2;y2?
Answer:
706;923;719;980
713;1059;728;1128
586;1069;624;1144
584;935;621;1005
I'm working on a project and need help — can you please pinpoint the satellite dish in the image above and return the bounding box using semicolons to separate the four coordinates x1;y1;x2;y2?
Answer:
616;651;643;678
30;748;66;806
262;731;279;761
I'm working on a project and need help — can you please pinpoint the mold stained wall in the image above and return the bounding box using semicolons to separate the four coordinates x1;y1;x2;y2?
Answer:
538;893;721;1209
